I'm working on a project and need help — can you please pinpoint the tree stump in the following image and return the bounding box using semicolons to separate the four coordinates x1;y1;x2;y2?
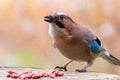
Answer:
0;66;120;80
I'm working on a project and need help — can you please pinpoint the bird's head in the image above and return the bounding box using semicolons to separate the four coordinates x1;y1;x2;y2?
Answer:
44;11;75;29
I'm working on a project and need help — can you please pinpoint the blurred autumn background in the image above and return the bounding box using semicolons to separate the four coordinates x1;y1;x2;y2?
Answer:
0;0;120;74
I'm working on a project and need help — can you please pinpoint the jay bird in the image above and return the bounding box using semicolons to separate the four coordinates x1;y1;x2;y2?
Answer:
44;11;120;72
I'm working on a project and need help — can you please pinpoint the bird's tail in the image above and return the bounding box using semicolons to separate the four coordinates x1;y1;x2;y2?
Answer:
101;50;120;66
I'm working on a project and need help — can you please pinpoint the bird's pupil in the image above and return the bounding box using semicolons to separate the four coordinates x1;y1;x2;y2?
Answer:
60;15;65;20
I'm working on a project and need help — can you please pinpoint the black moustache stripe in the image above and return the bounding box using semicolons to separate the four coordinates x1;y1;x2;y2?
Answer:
55;21;65;28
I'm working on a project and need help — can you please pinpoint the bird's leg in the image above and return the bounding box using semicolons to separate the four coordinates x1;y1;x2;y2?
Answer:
54;60;73;71
75;62;93;72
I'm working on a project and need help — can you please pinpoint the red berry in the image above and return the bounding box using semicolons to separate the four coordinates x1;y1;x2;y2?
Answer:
10;73;19;78
26;73;32;79
6;73;11;77
22;71;30;74
51;70;56;74
8;70;15;74
20;74;28;79
54;71;59;76
32;74;41;79
38;72;43;76
17;72;22;77
49;74;56;78
23;78;29;80
57;72;64;76
42;72;48;77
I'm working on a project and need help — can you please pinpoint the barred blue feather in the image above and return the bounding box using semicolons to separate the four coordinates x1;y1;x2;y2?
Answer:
89;39;101;52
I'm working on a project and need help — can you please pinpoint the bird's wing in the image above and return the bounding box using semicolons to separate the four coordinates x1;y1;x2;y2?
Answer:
81;27;102;53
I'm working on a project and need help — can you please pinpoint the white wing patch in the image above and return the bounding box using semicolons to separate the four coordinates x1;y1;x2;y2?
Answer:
104;51;110;56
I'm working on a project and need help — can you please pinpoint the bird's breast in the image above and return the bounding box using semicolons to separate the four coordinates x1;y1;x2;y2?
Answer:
54;37;93;62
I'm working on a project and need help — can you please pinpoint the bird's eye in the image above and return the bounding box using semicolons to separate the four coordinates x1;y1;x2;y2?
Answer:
60;15;65;20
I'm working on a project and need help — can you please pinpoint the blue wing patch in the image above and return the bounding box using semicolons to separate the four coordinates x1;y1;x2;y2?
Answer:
89;38;101;53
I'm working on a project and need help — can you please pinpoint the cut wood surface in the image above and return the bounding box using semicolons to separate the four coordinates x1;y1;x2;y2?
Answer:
0;66;120;80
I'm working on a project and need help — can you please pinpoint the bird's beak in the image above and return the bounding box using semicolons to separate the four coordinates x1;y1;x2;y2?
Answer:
44;15;55;23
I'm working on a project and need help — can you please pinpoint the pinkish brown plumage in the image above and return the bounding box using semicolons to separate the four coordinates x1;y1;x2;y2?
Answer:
44;11;120;72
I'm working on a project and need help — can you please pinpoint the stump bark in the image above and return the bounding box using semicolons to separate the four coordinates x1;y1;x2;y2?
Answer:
0;66;120;80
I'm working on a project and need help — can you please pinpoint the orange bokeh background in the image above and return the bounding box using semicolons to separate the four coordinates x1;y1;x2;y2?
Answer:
0;0;120;74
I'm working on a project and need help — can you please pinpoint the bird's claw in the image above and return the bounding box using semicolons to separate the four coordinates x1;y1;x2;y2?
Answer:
75;69;87;72
54;66;67;71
